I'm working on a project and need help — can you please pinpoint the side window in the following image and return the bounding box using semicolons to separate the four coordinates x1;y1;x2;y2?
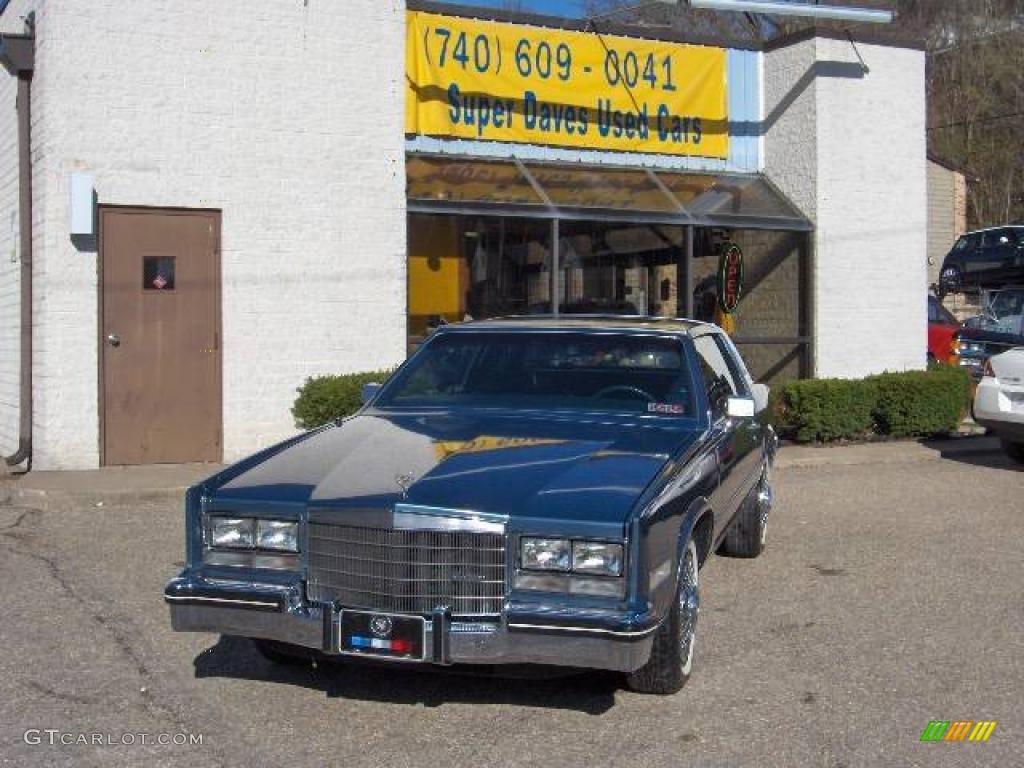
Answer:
927;298;938;323
693;334;741;420
982;230;1012;248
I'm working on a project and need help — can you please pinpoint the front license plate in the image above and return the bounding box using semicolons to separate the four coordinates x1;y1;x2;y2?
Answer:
339;611;426;661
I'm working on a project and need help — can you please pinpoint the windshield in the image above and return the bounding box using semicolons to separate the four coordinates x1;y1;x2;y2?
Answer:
973;289;1024;335
376;331;695;416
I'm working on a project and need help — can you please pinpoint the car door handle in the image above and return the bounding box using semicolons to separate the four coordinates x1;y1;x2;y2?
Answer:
106;333;120;347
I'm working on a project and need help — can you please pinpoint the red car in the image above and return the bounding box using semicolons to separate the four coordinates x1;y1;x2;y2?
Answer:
928;295;959;364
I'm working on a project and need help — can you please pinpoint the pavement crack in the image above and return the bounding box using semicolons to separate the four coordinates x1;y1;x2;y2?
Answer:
809;563;846;577
23;679;99;706
0;506;42;535
7;544;79;598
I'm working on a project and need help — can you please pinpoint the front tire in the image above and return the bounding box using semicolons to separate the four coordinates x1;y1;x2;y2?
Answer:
626;538;699;695
1002;439;1024;464
253;638;319;666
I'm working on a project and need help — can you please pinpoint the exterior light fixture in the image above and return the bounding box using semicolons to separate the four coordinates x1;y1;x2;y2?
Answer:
686;0;894;24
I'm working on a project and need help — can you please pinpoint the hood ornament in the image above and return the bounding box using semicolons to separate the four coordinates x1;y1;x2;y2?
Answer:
395;471;415;498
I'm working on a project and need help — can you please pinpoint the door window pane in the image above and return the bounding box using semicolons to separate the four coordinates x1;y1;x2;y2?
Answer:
693;333;739;418
143;256;175;291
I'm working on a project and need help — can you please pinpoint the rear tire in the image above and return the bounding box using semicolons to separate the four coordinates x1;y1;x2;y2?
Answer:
626;538;699;695
719;465;773;558
1002;440;1024;464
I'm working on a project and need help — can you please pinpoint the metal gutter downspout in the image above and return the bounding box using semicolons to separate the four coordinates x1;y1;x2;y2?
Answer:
0;23;35;470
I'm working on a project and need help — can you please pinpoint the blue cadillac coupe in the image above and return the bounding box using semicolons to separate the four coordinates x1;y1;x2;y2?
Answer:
165;316;776;694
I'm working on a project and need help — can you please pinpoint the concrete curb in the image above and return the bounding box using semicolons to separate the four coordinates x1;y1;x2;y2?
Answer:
5;486;190;511
0;463;219;511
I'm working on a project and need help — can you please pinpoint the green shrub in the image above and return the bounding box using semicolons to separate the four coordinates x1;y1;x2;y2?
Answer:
869;367;971;438
292;370;394;429
774;378;878;443
774;366;971;443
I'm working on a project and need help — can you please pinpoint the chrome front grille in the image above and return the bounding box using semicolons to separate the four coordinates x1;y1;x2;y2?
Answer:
307;523;507;616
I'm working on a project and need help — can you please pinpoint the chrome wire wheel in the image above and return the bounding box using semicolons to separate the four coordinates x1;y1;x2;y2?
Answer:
757;464;773;547
678;538;699;676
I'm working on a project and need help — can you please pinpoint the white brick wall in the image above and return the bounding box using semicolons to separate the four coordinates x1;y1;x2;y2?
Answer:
14;0;407;469
766;36;927;378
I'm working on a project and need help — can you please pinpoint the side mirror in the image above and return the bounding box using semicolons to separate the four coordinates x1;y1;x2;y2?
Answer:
751;383;770;414
726;396;755;419
361;382;382;405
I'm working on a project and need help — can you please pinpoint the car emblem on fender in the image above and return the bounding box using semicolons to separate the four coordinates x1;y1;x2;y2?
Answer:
370;615;393;637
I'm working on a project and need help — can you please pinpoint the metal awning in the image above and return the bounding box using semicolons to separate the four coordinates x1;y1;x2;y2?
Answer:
407;154;811;232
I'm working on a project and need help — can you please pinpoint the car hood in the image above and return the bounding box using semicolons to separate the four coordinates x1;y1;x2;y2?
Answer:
213;410;699;525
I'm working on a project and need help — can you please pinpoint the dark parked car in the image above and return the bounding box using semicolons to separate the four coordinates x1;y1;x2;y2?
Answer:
165;317;777;694
953;287;1024;378
939;226;1024;296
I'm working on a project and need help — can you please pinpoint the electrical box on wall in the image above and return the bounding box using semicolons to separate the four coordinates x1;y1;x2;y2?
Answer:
69;172;94;236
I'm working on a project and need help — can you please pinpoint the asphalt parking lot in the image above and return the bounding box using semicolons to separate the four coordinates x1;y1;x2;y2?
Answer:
0;438;1020;768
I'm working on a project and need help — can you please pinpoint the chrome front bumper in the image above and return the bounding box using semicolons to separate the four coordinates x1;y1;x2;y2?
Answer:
165;574;656;673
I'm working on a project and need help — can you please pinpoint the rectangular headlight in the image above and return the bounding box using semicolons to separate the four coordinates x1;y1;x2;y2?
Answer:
209;517;256;549
256;520;299;553
521;538;571;572
572;541;623;577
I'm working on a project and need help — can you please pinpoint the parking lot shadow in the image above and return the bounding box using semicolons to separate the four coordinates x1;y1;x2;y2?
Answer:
921;435;1023;471
193;635;619;715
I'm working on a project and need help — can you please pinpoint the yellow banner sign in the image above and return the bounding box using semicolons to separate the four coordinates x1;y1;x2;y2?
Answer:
406;10;728;159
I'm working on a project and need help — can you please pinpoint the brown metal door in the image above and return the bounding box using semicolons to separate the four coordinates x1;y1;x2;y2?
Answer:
100;208;221;465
